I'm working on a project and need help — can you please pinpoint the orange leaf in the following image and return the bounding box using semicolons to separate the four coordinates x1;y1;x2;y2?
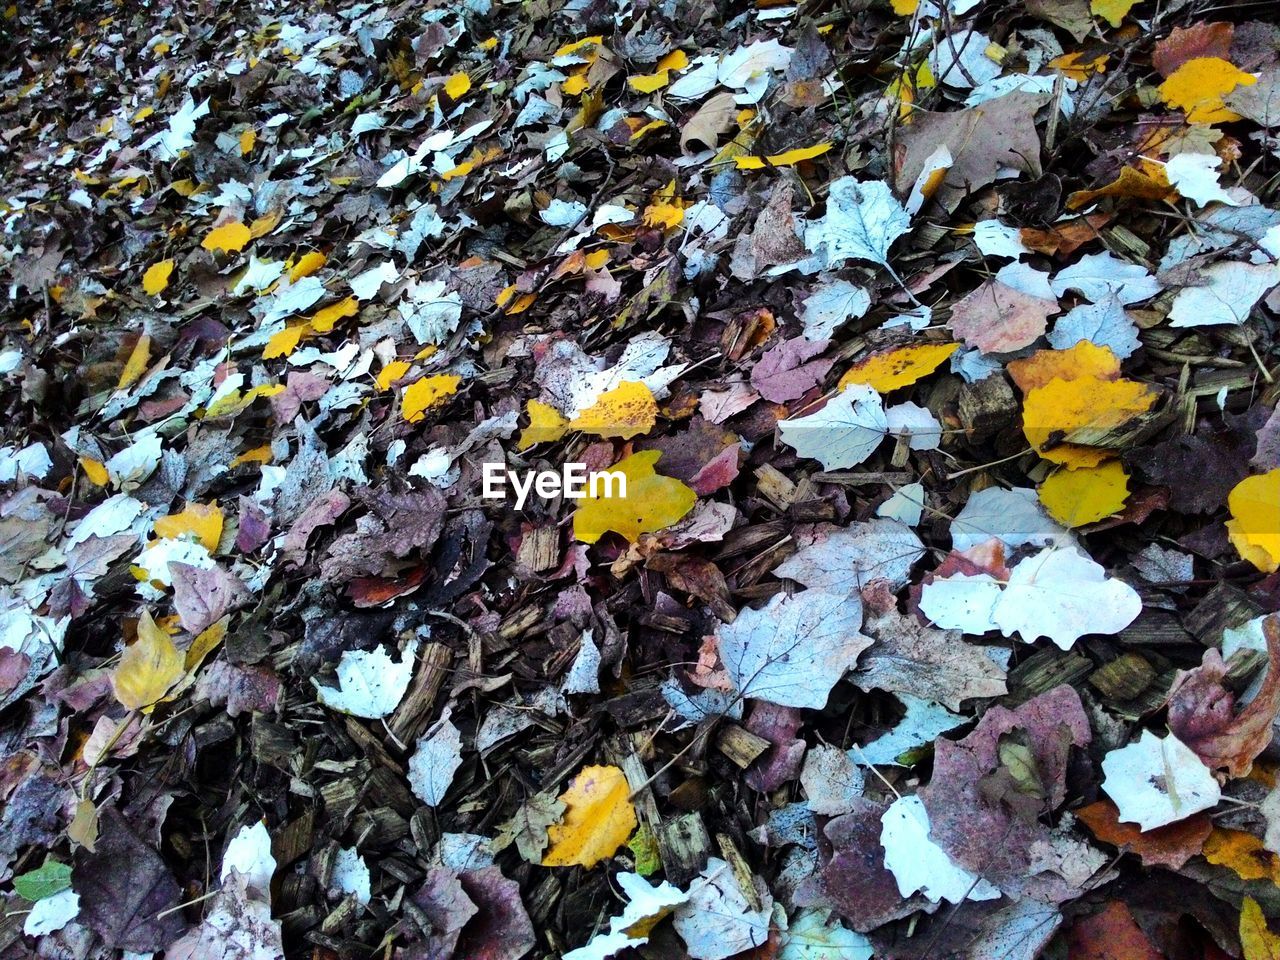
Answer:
1076;799;1211;869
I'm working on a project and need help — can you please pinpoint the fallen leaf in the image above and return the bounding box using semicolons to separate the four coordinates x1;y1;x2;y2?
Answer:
838;342;959;393
779;384;889;470
1022;374;1157;469
542;765;637;868
142;260;173;296
1228;470;1280;571
1100;729;1221;830
1159;56;1257;124
312;640;418;719
570;381;659;439
1241;897;1280;960
1076;798;1211;869
112;611;186;712
202;221;252;254
949;280;1057;354
573;450;696;543
403;373;462;422
1038;461;1130;527
1066;901;1163;960
153;500;224;551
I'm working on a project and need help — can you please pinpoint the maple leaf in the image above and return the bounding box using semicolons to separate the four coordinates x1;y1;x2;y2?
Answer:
112;612;186;713
572;451;696;543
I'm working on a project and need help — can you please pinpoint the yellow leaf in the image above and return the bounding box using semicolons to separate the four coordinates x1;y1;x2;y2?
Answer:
562;73;590;96
1022;375;1156;469
1038;461;1130;527
142;259;173;296
573;450;696;544
289;251;326;282
444;72;471;99
496;284;536;315
1048;51;1109;82
249;211;281;238
376;360;411;391
79;457;109;486
184;618;227;673
1066;165;1173;210
643;180;687;231
1091;0;1140;28
239;128;256;155
116;334;152;390
542;765;638;868
891;0;919;13
518;400;569;450
310;296;359;332
201;221;251;254
1159;57;1256;124
1227;469;1280;573
112;611;186;713
735;142;833;170
403;374;462;423
230;444;273;468
569;382;658;440
1205;827;1280;883
1241;897;1280;960
1007;341;1121;394
838;342;959;393
153;501;224;552
629;70;673;94
263;323;310;359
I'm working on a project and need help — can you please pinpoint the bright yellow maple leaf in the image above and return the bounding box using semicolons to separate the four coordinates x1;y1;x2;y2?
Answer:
570;382;658;440
142;260;173;296
839;342;959;393
1007;341;1121;394
263;323;310;360
643;180;687;231
1091;0;1139;28
1159;57;1257;124
735;142;833;170
1038;461;1130;527
201;221;251;254
573;450;696;544
376;360;411;391
542;765;638;868
1022;375;1156;469
153;501;223;551
1227;469;1280;573
518;400;569;450
112;612;186;713
403;374;461;423
1241;897;1280;960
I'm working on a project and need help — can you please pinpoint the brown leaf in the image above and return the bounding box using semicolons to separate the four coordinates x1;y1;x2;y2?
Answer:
893;91;1050;212
1167;612;1280;777
1066;901;1164;960
1152;22;1235;78
680;91;737;154
1076;798;1211;869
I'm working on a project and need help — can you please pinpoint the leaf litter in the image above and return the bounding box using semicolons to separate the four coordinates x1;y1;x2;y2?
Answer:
4;0;1280;957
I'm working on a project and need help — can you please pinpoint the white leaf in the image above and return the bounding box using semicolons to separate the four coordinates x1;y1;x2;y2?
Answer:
1168;260;1280;327
973;220;1028;259
778;384;888;470
800;278;871;340
996;261;1056;300
881;796;1002;904
399;279;462;345
800;744;865;816
330;847;371;905
0;442;52;481
885;402;942;450
950;486;1071;553
259;276;326;325
1165;152;1239;207
779;909;874;960
66;493;145;548
233;257;285;295
919;573;1003;634
408;706;464;806
105;432;163;491
876;482;927;526
774;519;925;594
804;177;911;271
928;30;1002;88
672;858;773;960
349;261;401;300
718;39;793;89
563;629;601;695
717;590;870;709
854;694;965;766
24;888;80;937
222;822;277;897
564;873;688;960
142;96;210;161
1050;251;1161;305
1101;730;1221;831
993;547;1142;650
541;198;588;226
313;640;418;719
1048;292;1140;359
